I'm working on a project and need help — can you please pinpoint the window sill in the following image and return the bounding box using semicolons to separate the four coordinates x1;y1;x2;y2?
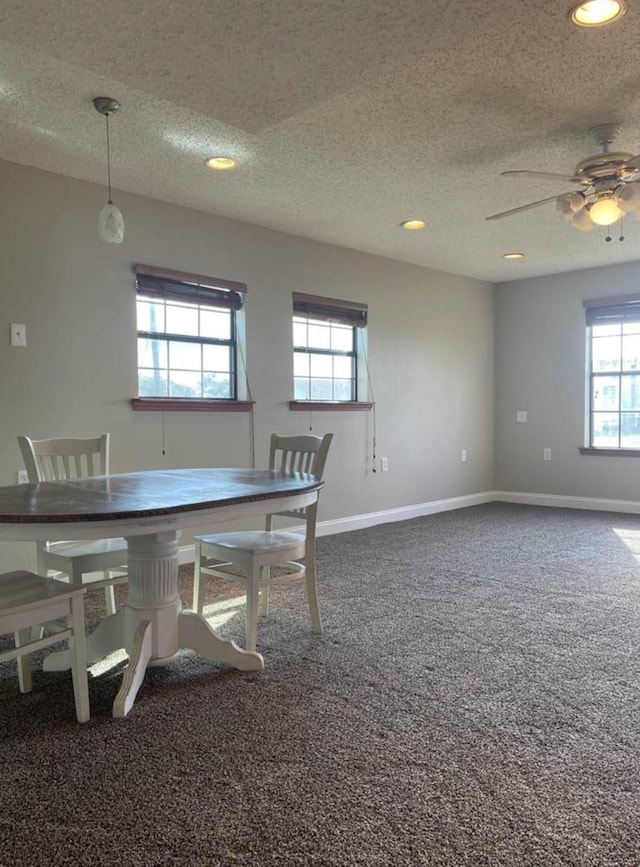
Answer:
131;398;254;413
289;400;373;412
578;446;640;457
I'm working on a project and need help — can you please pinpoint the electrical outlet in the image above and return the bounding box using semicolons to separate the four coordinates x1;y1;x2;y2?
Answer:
461;449;468;463
10;323;26;346
543;448;552;461
380;456;389;472
16;470;29;484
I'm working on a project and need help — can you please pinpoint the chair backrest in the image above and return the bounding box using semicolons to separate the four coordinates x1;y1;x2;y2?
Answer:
267;432;333;524
269;432;333;477
18;434;110;482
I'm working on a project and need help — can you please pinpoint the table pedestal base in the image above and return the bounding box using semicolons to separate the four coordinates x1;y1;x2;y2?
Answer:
44;530;263;717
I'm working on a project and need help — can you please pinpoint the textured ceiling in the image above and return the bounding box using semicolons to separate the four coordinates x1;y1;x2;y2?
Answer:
1;0;640;282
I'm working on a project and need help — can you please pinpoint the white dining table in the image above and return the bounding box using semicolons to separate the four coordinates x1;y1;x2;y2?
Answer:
0;467;323;718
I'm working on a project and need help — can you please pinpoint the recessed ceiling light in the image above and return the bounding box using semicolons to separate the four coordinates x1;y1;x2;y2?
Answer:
569;0;626;27
400;219;426;230
502;252;525;259
205;156;237;170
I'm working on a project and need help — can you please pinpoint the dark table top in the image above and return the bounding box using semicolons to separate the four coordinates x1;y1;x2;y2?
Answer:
0;468;323;525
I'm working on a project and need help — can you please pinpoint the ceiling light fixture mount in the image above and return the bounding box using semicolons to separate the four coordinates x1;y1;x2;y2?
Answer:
93;96;125;244
569;0;627;27
206;156;236;170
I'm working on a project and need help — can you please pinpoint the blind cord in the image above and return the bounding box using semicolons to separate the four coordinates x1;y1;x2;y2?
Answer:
358;330;377;473
236;322;256;468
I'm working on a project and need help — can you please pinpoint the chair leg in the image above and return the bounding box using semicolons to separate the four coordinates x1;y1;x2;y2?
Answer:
259;569;270;616
245;563;261;652
68;595;90;723
104;581;117;617
193;543;206;615
305;543;323;636
15;628;33;694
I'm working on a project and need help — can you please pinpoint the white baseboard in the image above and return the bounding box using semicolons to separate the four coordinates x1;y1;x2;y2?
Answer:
175;488;640;566
494;490;640;515
314;491;495;536
176;491;495;563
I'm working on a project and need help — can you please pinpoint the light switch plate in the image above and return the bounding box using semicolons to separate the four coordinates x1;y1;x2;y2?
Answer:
516;410;527;423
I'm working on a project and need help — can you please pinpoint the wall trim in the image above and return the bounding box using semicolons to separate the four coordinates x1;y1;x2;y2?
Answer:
493;490;640;515
177;491;495;563
313;491;495;536
176;489;640;565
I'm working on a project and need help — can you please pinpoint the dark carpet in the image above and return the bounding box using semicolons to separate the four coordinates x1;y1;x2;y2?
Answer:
1;503;640;866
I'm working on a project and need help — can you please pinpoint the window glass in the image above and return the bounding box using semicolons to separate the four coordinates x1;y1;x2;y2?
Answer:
592;335;621;372
292;313;358;401
201;309;231;340
330;326;353;352
166;303;198;336
136;291;238;400
307;323;331;350
588;305;640;447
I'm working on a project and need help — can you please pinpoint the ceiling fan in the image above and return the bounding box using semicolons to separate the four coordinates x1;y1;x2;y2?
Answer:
487;124;640;235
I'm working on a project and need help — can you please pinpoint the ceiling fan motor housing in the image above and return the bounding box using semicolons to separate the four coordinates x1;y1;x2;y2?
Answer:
574;152;636;180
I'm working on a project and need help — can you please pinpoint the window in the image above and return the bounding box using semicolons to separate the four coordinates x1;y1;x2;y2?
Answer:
291;292;371;409
133;265;250;411
585;296;640;448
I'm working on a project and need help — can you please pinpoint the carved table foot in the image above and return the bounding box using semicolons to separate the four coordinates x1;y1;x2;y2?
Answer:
179;610;264;670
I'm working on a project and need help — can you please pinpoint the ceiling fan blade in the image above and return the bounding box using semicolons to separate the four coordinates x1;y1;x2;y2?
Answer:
625;154;640;169
486;193;573;221
500;170;581;183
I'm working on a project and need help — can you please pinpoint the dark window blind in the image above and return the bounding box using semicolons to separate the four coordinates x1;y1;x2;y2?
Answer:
584;294;640;326
135;265;246;311
292;292;368;328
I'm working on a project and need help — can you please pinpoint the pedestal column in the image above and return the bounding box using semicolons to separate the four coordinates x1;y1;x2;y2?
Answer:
124;530;182;664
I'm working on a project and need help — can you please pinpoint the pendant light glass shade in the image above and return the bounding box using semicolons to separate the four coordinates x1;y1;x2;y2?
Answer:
93;96;124;244
98;201;125;243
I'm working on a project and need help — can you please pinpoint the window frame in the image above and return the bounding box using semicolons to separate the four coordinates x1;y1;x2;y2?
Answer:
581;294;640;454
131;265;252;413
289;292;373;412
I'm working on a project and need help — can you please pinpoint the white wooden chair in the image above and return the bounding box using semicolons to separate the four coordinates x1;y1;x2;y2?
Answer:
0;570;90;722
18;434;128;616
192;432;333;651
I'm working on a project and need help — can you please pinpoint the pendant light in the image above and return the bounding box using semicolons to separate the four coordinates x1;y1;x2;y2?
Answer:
93;96;125;244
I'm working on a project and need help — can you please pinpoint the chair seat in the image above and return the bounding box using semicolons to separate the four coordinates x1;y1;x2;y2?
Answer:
46;538;127;559
196;530;305;556
0;570;87;614
0;570;90;722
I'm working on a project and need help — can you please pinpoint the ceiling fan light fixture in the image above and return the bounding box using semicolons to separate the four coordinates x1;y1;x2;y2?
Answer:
569;0;626;27
589;195;623;225
570;207;596;232
557;194;579;221
616;184;640;216
400;219;426;230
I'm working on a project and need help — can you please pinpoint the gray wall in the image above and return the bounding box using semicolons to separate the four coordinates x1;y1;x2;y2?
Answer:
0;160;495;571
495;260;640;499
